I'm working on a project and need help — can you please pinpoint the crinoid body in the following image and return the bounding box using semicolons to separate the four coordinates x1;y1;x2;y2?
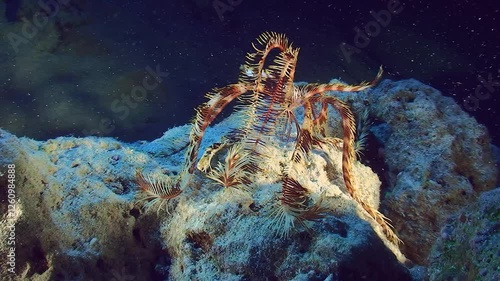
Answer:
269;176;327;237
204;143;253;190
136;32;400;244
135;170;182;214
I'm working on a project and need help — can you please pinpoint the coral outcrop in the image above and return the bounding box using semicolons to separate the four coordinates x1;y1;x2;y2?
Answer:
368;79;498;264
427;188;499;281
0;78;497;280
0;110;409;280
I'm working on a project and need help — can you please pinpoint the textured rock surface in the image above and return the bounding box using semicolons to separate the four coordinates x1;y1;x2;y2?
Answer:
0;106;409;281
427;188;499;281
320;78;498;279
367;79;498;265
0;130;168;280
158;133;408;280
1;78;497;280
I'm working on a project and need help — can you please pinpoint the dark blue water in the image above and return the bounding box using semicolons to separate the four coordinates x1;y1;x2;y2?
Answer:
0;0;498;144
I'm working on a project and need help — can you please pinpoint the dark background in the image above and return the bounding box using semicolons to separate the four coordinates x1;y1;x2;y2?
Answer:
0;0;499;145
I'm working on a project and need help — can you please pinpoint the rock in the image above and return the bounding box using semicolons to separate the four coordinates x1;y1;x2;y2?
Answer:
367;79;497;264
159;133;409;280
0;102;410;280
4;77;495;280
0;130;167;280
427;188;500;281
